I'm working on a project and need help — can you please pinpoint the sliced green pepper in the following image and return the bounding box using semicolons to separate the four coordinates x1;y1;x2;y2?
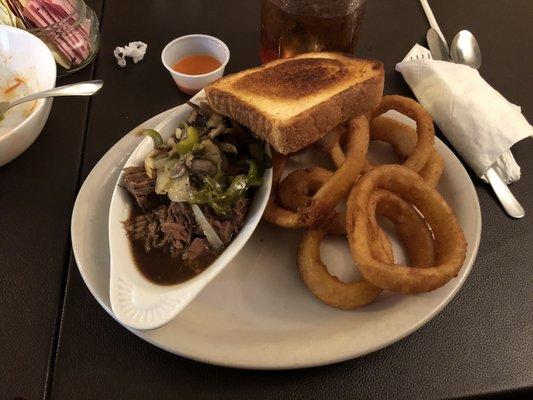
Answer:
218;175;248;206
210;201;232;217
189;170;255;217
175;126;199;155
143;129;163;147
246;159;262;187
203;175;223;193
189;189;211;205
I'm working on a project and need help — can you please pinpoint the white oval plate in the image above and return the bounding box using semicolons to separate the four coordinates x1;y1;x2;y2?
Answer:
72;106;481;369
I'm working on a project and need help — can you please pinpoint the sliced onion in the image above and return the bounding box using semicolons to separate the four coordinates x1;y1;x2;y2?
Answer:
144;156;155;178
155;168;171;194
167;173;190;202
191;204;223;251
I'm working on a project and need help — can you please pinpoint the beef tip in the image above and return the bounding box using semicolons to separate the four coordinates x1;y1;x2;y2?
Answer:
123;212;150;242
203;197;250;244
160;222;189;257
210;218;234;243
167;202;194;224
122;166;160;210
124;205;168;252
124;202;196;258
182;238;212;265
161;202;194;257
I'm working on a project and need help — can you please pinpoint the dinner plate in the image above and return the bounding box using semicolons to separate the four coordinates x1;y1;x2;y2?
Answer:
72;103;481;369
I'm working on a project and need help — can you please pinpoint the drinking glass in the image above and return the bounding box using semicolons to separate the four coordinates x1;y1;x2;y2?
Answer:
260;0;367;63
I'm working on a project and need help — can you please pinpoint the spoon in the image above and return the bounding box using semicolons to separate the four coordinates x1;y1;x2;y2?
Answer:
450;30;524;218
450;30;482;69
0;80;103;118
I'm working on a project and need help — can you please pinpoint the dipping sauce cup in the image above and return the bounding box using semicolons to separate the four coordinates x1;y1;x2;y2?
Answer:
161;34;230;95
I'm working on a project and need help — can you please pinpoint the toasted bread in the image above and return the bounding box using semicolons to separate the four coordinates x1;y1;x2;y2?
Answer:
205;52;384;154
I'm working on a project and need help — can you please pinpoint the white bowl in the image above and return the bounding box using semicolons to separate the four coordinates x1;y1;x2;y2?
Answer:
0;26;56;166
161;34;230;95
108;91;272;330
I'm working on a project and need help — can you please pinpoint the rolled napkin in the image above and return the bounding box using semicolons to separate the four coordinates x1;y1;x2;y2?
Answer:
396;44;532;184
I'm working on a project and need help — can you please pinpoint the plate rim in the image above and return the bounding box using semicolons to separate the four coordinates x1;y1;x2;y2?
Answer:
72;107;482;370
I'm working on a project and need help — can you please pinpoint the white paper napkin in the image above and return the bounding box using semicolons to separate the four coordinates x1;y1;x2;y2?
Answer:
396;44;533;183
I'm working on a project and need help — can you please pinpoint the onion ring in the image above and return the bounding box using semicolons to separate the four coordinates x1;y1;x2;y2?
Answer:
314;124;347;153
297;214;385;310
367;189;435;267
297;115;369;226
277;167;345;234
371;95;435;172
297;187;436;309
370;116;443;188
330;115;443;188
346;165;467;294
263;116;369;229
278;167;332;212
263;151;303;228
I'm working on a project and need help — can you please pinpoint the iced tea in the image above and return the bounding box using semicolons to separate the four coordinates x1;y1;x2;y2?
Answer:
260;0;367;63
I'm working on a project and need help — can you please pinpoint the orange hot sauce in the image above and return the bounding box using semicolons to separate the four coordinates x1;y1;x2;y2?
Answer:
172;54;221;75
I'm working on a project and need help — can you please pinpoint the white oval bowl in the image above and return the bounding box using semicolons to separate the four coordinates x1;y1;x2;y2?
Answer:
0;26;56;166
108;92;272;330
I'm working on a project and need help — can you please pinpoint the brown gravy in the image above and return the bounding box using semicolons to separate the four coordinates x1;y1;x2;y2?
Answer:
127;207;217;285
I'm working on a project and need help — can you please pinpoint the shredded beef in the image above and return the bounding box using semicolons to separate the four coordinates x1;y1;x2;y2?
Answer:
124;202;195;258
122;166;163;210
125;196;250;261
182;238;212;266
203;197;250;244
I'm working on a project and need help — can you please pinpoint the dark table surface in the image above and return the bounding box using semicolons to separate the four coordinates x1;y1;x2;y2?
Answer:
1;0;532;399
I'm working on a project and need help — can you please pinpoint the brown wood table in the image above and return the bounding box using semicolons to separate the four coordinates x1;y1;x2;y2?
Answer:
1;1;532;399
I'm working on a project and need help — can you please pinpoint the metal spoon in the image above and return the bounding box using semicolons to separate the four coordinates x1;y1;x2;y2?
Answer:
450;30;524;218
450;30;482;69
0;80;103;118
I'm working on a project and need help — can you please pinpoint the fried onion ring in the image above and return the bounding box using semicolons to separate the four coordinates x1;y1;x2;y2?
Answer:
371;95;435;172
347;165;467;294
370;116;443;188
277;167;345;234
314;124;347;153
263;116;369;229
297;214;385;310
278;167;332;212
330;115;443;187
298;187;437;309
367;189;435;267
297;115;369;226
263;151;303;228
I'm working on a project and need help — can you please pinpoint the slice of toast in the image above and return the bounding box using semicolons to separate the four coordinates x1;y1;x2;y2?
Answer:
205;52;384;154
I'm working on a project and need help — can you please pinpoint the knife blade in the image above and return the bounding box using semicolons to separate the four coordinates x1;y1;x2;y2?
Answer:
426;28;451;61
